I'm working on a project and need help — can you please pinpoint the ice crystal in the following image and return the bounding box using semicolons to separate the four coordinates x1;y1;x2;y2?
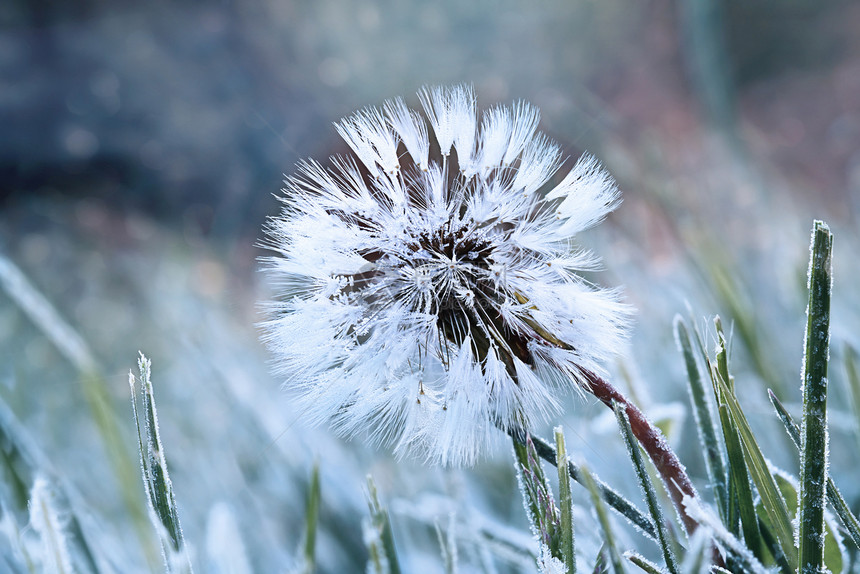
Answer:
262;85;629;465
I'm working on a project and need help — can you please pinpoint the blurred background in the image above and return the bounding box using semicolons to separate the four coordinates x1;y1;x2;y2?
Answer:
2;0;860;571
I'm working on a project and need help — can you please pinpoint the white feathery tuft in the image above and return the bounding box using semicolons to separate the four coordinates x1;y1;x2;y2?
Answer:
262;85;630;465
385;98;430;172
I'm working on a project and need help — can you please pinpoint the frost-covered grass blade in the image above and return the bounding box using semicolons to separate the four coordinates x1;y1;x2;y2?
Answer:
433;515;458;574
763;469;844;574
674;316;727;523
798;220;832;574
612;401;679;574
623;552;662;574
715;403;766;565
554;427;576;574
708;334;797;566
28;476;74;574
768;390;860;550
0;399;42;517
844;346;860;452
301;463;320;574
515;434;564;566
130;353;191;573
364;475;401;574
581;464;626;574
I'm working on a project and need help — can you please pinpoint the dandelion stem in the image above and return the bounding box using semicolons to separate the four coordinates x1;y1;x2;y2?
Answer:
582;370;699;535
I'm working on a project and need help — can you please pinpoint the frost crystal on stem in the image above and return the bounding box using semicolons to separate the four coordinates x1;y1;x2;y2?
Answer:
262;85;629;465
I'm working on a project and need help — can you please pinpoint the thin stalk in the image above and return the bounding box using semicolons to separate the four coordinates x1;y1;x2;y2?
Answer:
799;221;832;574
582;465;626;574
366;475;401;574
613;401;680;574
624;553;662;574
675;317;728;523
717;405;764;561
555;427;576;574
769;390;860;549
302;463;320;574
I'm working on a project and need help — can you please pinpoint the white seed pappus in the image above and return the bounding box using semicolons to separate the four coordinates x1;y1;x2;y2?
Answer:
261;85;630;465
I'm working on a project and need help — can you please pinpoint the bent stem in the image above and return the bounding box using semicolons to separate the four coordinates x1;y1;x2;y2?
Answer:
581;369;699;535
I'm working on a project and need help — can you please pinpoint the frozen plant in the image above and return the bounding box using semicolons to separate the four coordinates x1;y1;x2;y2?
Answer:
260;85;629;466
28;475;73;574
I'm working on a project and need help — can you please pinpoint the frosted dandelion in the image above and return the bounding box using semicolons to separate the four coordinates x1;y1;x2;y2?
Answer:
261;85;629;465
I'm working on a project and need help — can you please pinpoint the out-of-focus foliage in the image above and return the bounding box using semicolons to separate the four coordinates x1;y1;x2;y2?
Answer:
2;0;860;572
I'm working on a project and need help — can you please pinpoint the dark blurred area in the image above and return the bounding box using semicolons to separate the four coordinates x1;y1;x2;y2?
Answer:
2;0;858;241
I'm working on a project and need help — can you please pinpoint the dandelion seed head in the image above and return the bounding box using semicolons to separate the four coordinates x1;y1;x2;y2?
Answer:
262;85;630;465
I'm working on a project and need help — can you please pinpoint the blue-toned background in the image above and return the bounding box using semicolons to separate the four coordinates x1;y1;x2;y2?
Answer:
2;1;859;572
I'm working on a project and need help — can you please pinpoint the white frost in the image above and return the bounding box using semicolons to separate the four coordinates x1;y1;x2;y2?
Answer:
263;85;630;465
537;544;567;574
28;475;74;574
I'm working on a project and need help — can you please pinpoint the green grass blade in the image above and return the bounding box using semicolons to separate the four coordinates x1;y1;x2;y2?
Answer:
515;433;569;566
365;475;401;574
716;404;765;562
712;329;740;538
624;552;662;574
711;364;797;566
768;390;860;550
757;515;793;574
581;464;626;574
724;452;739;539
798;220;833;574
514;435;554;549
675;316;728;523
130;354;191;573
844;346;860;451
528;434;657;541
554;427;576;574
764;469;844;574
302;463;320;574
612;402;679;574
767;391;800;447
712;319;733;391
